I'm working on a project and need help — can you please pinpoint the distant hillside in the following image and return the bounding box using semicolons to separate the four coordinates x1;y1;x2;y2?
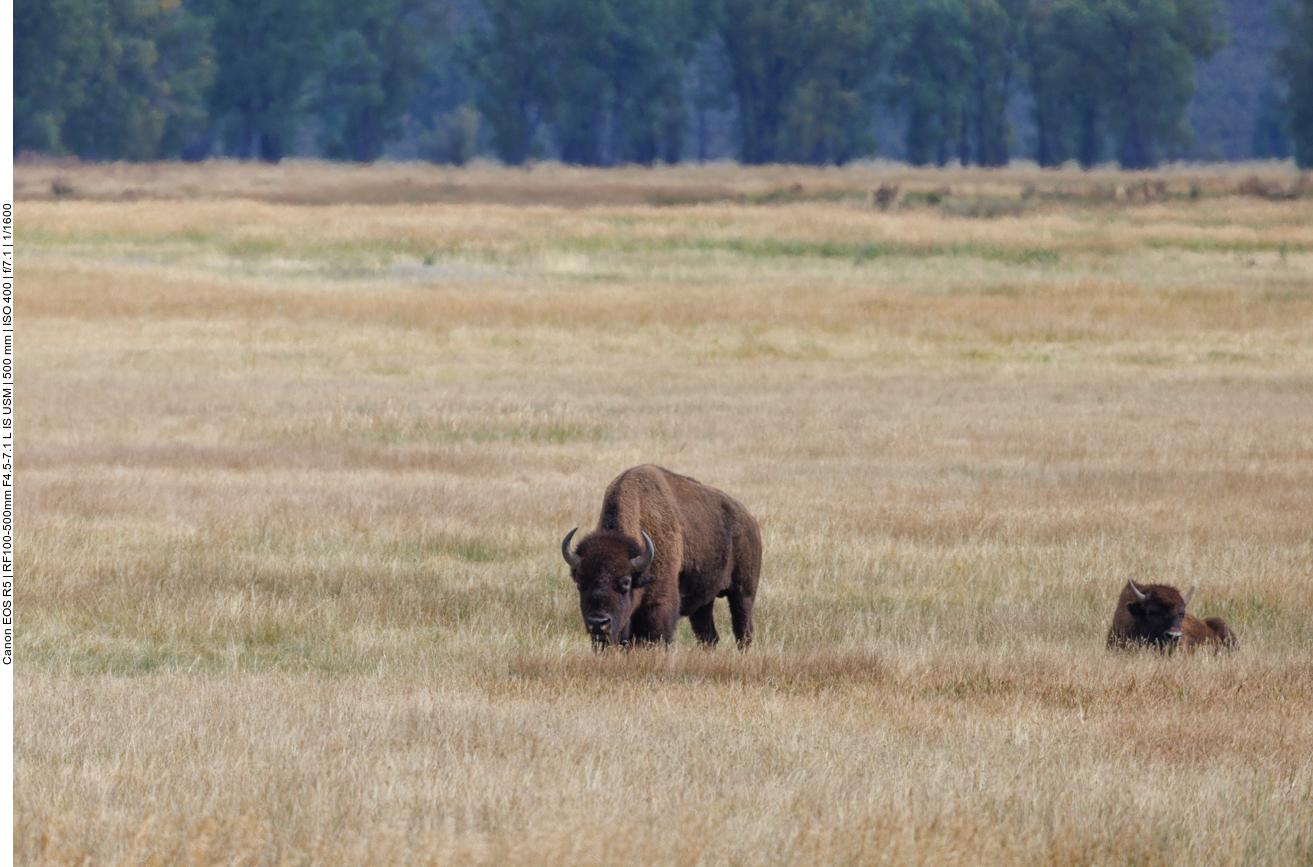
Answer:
1187;0;1286;161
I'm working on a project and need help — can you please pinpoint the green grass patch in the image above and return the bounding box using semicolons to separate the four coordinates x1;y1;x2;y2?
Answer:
553;232;1061;265
934;671;1016;698
383;534;519;563
1205;350;1258;364
1203;596;1283;632
1145;238;1312;254
226;237;284;258
678;237;1060;265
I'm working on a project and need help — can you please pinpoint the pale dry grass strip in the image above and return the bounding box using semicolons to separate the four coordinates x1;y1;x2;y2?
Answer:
15;158;1310;206
16;656;1313;867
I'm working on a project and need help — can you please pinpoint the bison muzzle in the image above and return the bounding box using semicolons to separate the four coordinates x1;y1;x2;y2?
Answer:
561;464;762;649
1107;580;1237;653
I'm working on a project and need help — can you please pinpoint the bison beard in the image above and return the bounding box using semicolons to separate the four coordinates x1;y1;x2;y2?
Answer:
561;465;762;648
1106;580;1238;653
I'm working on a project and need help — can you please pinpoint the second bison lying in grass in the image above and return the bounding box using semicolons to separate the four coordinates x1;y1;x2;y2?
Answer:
1107;580;1237;653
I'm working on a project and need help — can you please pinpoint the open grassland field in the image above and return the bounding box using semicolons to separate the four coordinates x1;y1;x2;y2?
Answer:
16;160;1313;866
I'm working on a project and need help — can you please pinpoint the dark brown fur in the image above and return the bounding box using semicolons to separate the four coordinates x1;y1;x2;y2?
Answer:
563;465;761;648
1107;581;1237;653
1181;614;1239;652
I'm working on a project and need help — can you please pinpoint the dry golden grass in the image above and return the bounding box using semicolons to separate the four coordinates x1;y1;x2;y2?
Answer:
16;161;1313;866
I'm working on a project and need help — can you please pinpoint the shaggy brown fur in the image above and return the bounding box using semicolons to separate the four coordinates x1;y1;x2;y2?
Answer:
1107;580;1237;653
562;465;761;648
1181;614;1239;652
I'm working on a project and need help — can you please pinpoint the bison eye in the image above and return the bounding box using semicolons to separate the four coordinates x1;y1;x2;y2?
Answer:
617;576;631;593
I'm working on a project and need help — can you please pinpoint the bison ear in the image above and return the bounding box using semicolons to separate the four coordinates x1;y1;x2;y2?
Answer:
1127;602;1144;618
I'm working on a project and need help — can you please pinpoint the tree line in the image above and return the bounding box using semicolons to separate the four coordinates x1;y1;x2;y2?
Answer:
13;0;1313;169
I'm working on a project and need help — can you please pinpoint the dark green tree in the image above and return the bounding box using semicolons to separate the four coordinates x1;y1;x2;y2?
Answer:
783;0;883;163
468;0;707;165
1023;0;1224;169
605;0;707;164
1023;0;1073;165
1101;0;1224;168
1024;0;1110;166
718;0;810;164
1251;85;1290;159
888;0;1026;168
311;0;446;162
539;0;614;164
1275;0;1313;167
886;0;974;165
962;0;1025;166
195;0;328;161
467;0;566;163
15;0;106;154
720;0;883;165
686;36;735;162
406;30;483;165
154;4;219;159
14;0;213;159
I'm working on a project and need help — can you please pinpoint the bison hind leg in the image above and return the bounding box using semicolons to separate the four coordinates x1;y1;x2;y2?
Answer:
689;602;719;647
728;592;754;650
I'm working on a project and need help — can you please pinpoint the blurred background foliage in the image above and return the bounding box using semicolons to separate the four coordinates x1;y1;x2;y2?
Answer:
12;0;1312;167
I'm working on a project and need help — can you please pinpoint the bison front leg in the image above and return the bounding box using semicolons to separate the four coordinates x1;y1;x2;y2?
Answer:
628;599;680;645
689;602;719;647
728;592;754;649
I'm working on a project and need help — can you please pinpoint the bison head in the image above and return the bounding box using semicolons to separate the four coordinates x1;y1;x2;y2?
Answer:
1124;580;1195;648
561;528;655;647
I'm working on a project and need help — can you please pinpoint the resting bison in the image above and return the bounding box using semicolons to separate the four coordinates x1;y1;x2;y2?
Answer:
1106;580;1237;653
561;465;761;648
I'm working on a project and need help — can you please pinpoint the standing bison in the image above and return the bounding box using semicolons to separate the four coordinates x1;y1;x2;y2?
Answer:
561;465;761;648
1106;580;1238;653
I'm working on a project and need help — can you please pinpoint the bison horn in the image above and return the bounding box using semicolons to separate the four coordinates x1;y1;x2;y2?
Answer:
1183;585;1195;607
561;528;582;569
630;531;654;574
1127;580;1148;602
